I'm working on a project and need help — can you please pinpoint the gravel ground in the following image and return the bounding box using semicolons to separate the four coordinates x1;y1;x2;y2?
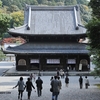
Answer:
0;76;100;100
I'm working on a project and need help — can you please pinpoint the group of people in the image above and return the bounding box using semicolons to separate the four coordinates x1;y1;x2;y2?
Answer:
50;74;90;100
65;75;90;89
13;74;43;100
13;73;90;100
50;74;70;100
79;76;90;89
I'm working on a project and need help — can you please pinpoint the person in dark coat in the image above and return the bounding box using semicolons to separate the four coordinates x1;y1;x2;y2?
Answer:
51;76;60;100
25;78;36;100
57;70;60;77
79;76;83;89
36;77;43;97
50;76;54;100
65;75;69;87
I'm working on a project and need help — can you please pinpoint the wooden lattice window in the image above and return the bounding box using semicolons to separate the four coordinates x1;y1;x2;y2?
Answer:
46;59;60;64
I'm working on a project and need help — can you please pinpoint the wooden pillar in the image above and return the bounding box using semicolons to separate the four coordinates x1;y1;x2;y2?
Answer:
26;55;30;71
62;55;66;71
76;55;79;71
40;55;44;71
39;55;41;71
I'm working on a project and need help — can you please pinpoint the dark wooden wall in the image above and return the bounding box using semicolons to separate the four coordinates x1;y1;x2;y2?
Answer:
16;54;90;71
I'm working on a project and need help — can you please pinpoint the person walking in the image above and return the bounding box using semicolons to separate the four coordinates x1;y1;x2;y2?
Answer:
25;78;36;100
58;76;62;90
33;73;36;81
57;70;60;77
51;76;60;100
50;76;54;100
30;73;33;81
13;77;25;100
65;75;69;87
60;69;64;78
79;76;83;89
36;76;43;97
85;76;90;89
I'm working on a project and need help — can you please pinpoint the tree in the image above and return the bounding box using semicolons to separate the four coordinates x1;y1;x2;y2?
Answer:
0;0;2;7
0;50;6;61
80;4;91;25
86;0;100;77
77;0;88;5
2;0;12;7
86;19;100;49
37;0;47;4
64;0;77;5
31;0;38;5
89;0;100;19
8;5;19;12
10;11;24;27
0;13;12;39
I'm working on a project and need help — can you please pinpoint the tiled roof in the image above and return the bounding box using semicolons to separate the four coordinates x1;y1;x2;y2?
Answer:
3;42;89;54
8;5;86;36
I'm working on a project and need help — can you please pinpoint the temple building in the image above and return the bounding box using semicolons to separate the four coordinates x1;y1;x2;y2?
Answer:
3;5;90;71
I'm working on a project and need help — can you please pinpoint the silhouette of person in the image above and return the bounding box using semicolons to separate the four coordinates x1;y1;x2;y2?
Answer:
25;78;36;100
79;76;83;89
36;76;43;97
65;75;69;87
85;76;89;89
51;76;60;100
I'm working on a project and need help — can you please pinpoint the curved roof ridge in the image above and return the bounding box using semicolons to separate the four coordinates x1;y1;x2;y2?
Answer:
25;4;77;9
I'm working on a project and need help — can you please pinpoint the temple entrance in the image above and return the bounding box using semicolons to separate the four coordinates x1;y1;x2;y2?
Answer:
80;59;88;71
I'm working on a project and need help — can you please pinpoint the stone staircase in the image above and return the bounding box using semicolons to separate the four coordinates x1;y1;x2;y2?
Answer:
4;67;91;76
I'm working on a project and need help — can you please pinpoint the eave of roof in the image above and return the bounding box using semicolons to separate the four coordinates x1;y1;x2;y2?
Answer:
3;42;89;54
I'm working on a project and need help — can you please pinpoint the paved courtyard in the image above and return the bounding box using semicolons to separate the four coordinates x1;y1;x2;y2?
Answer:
0;76;100;100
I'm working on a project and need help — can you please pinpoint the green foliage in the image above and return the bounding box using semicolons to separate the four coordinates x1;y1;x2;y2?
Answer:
0;0;2;7
77;0;88;5
0;50;6;61
10;11;24;27
86;0;100;77
80;4;91;25
91;54;100;77
86;19;100;49
31;0;38;5
94;84;100;88
64;0;77;5
1;0;89;9
89;0;100;19
8;5;19;12
0;13;12;38
3;32;11;38
86;19;100;77
37;0;46;4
